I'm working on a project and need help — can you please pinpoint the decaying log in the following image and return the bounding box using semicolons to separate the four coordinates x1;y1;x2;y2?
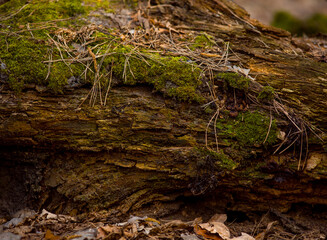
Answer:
0;0;326;218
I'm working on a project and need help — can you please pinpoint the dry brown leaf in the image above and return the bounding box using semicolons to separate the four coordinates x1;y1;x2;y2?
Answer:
255;221;277;240
163;220;189;229
193;217;203;225
209;214;228;223
194;224;224;240
230;232;255;240
199;222;230;240
44;229;60;240
306;153;326;170
97;225;122;239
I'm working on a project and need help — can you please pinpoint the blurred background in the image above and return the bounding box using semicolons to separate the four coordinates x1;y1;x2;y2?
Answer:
233;0;327;35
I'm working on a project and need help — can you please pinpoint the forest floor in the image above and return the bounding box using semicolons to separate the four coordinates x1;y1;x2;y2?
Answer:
1;205;327;239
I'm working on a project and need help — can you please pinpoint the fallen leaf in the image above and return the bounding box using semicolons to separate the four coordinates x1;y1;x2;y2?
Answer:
194;224;224;240
230;232;255;240
199;222;230;240
181;233;202;240
306;153;325;170
255;221;277;240
44;229;60;240
209;214;228;223
40;209;57;220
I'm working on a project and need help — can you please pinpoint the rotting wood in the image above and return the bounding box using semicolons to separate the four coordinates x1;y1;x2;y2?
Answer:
0;0;326;218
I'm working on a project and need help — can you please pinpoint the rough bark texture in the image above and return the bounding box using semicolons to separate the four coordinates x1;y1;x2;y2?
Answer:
0;0;327;218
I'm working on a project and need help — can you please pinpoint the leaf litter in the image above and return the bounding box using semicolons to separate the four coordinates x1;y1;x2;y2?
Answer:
1;209;326;239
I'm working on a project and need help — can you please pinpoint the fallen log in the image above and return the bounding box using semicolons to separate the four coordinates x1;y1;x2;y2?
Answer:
0;0;326;219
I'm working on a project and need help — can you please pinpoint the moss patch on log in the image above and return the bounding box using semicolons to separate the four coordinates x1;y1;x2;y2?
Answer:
258;86;275;102
0;0;204;101
109;46;203;102
217;72;250;91
216;111;278;147
190;32;215;50
195;147;237;171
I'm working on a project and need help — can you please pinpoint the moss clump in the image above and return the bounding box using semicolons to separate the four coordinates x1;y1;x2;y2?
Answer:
213;151;237;170
0;37;51;92
191;32;215;50
83;0;115;13
272;11;327;36
258;86;275;102
110;46;204;102
216;111;278;147
0;36;86;93
305;13;327;36
0;0;90;92
195;147;237;170
271;11;303;35
0;0;204;102
177;135;197;146
217;72;250;91
0;0;85;28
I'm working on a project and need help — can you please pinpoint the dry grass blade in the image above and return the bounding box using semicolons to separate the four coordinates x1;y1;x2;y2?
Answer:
204;71;221;152
47;33;73;73
263;110;273;144
45;48;53;82
0;3;29;21
104;61;114;106
298;122;304;170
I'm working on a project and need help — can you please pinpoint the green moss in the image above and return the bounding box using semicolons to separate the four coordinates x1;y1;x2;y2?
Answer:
0;0;204;101
0;36;87;93
271;11;303;35
195;147;237;170
0;0;90;92
177;135;197;146
0;37;48;91
84;0;115;13
191;32;215;50
258;86;275;102
48;62;85;93
214;151;237;170
110;46;204;102
305;13;327;35
216;111;278;147
217;72;250;91
0;0;85;27
272;11;327;35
